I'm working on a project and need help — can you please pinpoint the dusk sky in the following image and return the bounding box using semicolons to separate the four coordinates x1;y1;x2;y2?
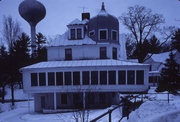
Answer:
0;0;180;39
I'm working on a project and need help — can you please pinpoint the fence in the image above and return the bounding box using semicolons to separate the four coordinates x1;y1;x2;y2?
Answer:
90;92;177;122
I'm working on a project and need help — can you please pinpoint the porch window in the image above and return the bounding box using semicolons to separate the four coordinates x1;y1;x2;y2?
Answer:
65;72;72;85
136;70;144;85
65;48;72;60
56;72;63;85
73;72;80;85
91;71;98;85
127;70;135;84
100;71;107;84
61;94;67;104
118;71;126;84
99;93;106;104
108;71;116;84
39;73;46;86
82;71;89;85
48;72;55;86
31;73;38;86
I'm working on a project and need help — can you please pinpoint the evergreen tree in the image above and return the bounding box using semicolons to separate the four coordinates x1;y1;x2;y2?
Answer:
33;32;47;62
147;35;161;54
172;29;180;52
10;33;31;88
0;45;9;103
156;52;179;92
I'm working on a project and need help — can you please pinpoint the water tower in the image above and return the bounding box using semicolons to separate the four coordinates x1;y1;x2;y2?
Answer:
19;0;46;56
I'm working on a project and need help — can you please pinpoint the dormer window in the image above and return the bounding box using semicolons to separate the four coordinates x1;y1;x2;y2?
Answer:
99;29;108;40
77;28;82;39
70;29;75;39
69;28;83;40
112;30;117;41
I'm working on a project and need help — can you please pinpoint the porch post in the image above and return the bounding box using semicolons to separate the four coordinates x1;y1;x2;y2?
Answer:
54;92;57;110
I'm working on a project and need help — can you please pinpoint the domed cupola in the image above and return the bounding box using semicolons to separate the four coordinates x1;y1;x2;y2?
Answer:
87;2;119;44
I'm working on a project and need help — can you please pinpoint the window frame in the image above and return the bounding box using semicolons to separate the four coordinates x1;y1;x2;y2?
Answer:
111;30;118;41
39;72;46;86
127;70;135;85
70;29;76;40
108;71;116;85
112;47;117;59
31;73;38;86
65;48;72;60
56;72;63;85
100;47;107;59
118;70;126;84
77;28;82;39
99;29;108;40
48;72;55;86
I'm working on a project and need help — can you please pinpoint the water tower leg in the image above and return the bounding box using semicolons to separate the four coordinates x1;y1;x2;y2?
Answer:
31;25;36;57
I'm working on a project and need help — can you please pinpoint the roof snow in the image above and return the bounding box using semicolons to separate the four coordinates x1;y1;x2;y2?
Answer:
49;31;96;46
150;50;177;63
68;18;88;25
21;59;148;70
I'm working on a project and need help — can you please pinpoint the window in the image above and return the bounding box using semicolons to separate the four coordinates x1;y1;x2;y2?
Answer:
65;72;72;85
65;48;72;60
100;47;107;59
73;93;82;106
82;71;89;85
77;28;82;39
89;30;95;37
39;73;46;86
113;47;117;59
108;71;116;84
70;29;75;39
48;72;55;86
136;70;144;85
91;71;98;85
73;72;80;85
99;93;106;104
99;30;107;40
112;30;117;40
31;73;38;86
56;72;63;85
61;94;67;104
100;71;107;84
118;71;126;84
88;93;95;104
127;70;135;84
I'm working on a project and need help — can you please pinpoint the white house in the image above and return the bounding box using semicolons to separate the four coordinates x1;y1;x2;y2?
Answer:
144;50;180;86
21;3;149;112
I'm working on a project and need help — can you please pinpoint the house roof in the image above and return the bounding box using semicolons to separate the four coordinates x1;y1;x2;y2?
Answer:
21;59;149;70
48;31;96;46
148;50;177;63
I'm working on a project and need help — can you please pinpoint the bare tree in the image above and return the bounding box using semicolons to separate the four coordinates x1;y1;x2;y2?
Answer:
2;16;21;50
120;5;164;62
1;16;21;106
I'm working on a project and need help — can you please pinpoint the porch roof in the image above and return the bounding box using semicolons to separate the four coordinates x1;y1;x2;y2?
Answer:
21;59;149;70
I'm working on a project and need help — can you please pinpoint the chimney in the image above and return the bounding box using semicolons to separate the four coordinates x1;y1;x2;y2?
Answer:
82;13;90;20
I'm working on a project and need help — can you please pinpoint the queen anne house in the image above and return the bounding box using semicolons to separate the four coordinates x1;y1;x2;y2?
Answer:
21;3;149;112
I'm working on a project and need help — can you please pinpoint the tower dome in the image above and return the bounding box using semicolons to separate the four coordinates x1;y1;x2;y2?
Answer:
88;2;119;43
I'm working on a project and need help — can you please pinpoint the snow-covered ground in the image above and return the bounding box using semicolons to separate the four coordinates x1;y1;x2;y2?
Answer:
0;88;180;122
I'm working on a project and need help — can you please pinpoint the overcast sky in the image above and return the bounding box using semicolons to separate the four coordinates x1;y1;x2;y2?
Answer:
0;0;180;39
